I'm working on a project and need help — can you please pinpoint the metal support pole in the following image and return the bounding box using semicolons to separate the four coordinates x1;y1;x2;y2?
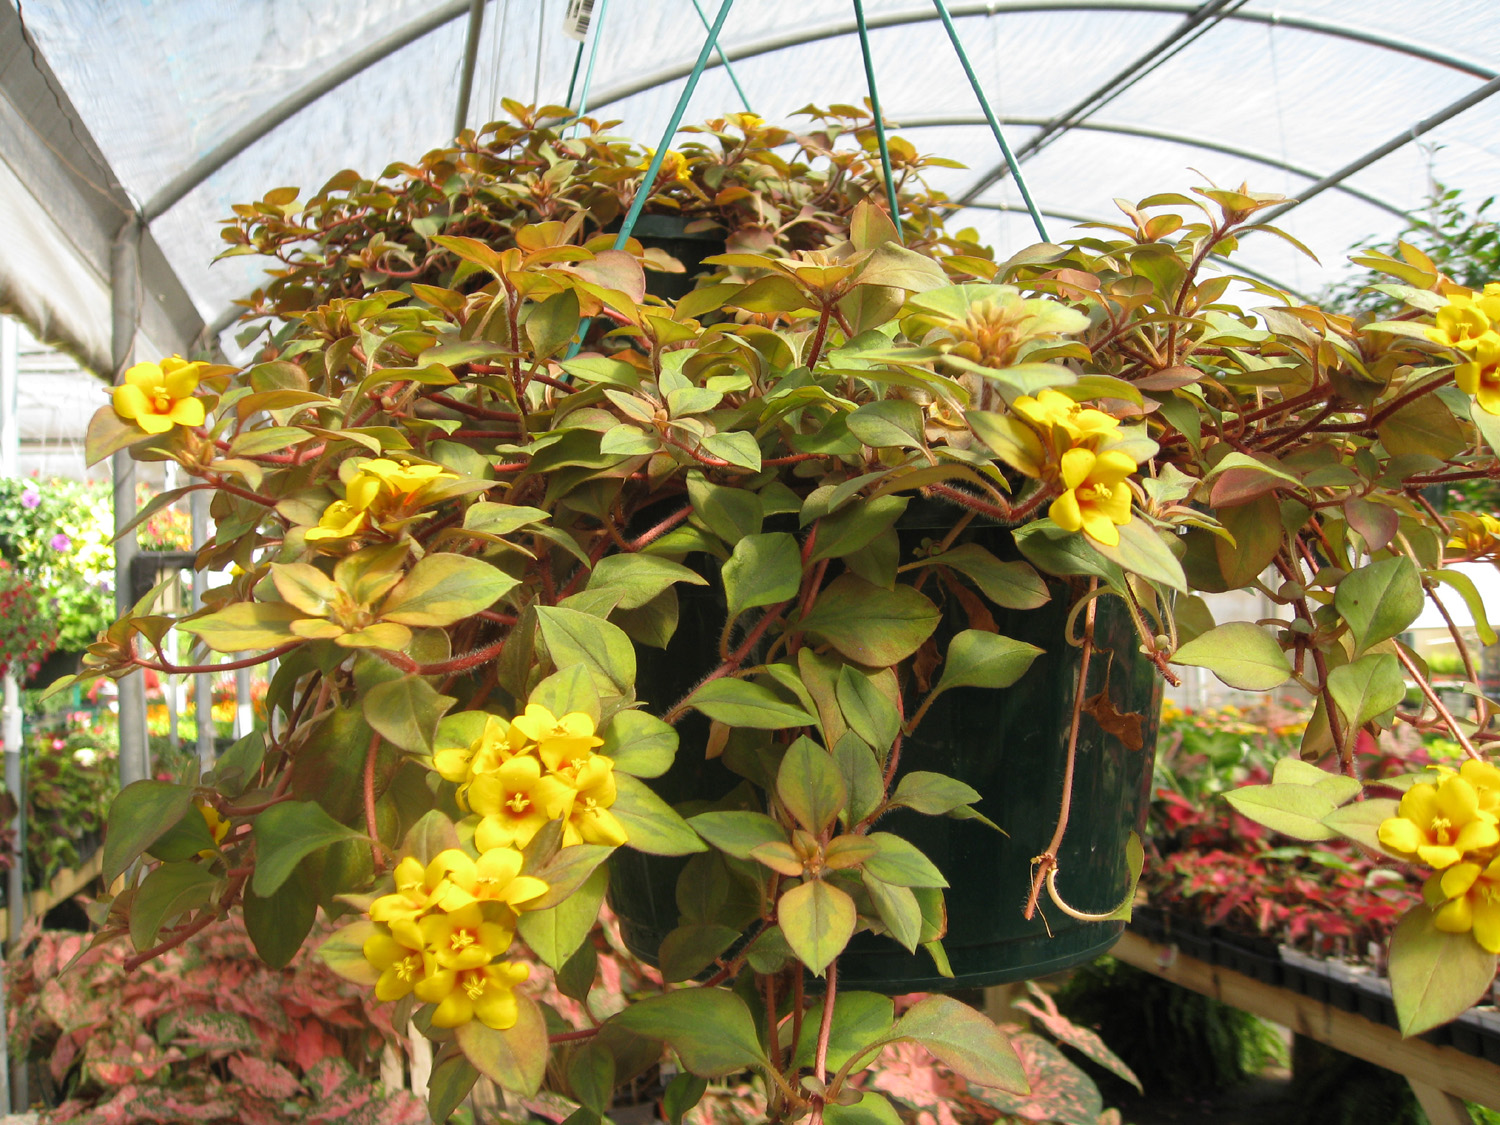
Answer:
453;0;487;137
111;217;150;790
190;490;213;769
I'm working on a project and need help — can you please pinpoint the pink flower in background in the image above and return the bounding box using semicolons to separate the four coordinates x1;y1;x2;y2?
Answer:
50;533;71;552
20;487;39;509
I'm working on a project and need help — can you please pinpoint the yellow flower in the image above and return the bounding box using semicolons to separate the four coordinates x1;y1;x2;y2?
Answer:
1447;511;1500;559
1377;775;1500;868
304;499;369;542
470;756;575;850
430;847;549;914
1454;331;1500;416
369;856;443;923
111;356;206;435
1462;759;1500;817
558;756;628;847
1426;294;1492;350
363;918;431;1001
415;960;529;1030
1048;448;1137;546
1425;856;1500;953
305;457;456;542
417;902;513;972
511;704;605;773
434;715;523;808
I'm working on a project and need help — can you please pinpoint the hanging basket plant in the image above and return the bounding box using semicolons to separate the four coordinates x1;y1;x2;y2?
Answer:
58;100;1500;1123
0;559;57;683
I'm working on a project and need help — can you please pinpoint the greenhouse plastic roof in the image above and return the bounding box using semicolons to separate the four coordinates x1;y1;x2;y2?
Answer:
5;0;1500;377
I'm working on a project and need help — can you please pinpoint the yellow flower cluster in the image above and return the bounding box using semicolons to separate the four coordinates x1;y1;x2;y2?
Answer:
1378;760;1500;951
361;848;544;1030
305;457;457;542
981;388;1138;546
1426;285;1500;416
111;356;206;435
434;705;628;849
1447;511;1500;560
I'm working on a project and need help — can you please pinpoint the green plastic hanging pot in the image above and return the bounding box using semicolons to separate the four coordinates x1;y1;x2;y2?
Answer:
608;518;1161;992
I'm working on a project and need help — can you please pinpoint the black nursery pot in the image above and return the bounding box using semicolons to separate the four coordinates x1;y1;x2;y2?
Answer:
609;518;1162;993
610;214;727;303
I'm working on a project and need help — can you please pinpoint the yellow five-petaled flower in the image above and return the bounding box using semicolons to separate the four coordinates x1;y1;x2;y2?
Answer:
1049;448;1138;547
1378;773;1500;869
112;356;206;434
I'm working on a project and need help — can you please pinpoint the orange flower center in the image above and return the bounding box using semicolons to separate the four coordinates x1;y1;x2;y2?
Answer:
450;930;476;953
463;973;487;1000
506;792;531;815
1430;817;1454;845
394;956;420;982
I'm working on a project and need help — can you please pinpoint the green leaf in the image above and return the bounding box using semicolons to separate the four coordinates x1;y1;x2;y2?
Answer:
777;737;848;834
1326;653;1405;731
1388;906;1498;1037
701;431;763;471
381;554;517;627
586;553;706;610
825;1093;905;1125
242;866;317;969
916;544;1049;609
181;602;303;652
362;675;456;755
610;774;707;856
687;811;787;860
536;606;637;695
566;1042;615;1115
555;941;598;1003
427;1053;480;1124
659;923;741;983
723;532;802;619
1334;556;1423;656
455;995;549;1095
1091;519;1187;592
600;709;678;778
835;733;885;826
1223;784;1336;841
686;678;816;729
130;862;220;951
791;991;895;1070
1170;622;1291;690
687;475;762;544
812;496;908;563
526;288;582;357
517;866;607;970
529;665;601;726
527;844;614;910
862;873;923;952
662;1073;709;1125
883;995;1028;1092
846;400;926;449
105;781;196;885
836;666;902;754
315;919;381;986
799;576;940;667
1270;758;1363;804
1323;796;1401;853
779;879;857;975
1430;569;1498;647
862;832;948;888
890;772;984;816
609;988;769;1077
251;800;363;897
932;630;1042;698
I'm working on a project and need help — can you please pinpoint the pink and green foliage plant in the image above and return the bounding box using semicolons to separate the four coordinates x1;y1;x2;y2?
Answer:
8;914;427;1124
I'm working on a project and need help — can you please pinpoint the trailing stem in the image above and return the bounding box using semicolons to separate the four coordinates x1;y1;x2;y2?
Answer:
1024;584;1096;920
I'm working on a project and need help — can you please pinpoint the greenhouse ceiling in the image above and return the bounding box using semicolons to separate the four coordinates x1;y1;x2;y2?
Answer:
3;0;1499;378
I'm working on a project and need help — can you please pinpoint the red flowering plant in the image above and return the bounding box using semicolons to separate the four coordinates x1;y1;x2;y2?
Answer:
0;558;57;683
